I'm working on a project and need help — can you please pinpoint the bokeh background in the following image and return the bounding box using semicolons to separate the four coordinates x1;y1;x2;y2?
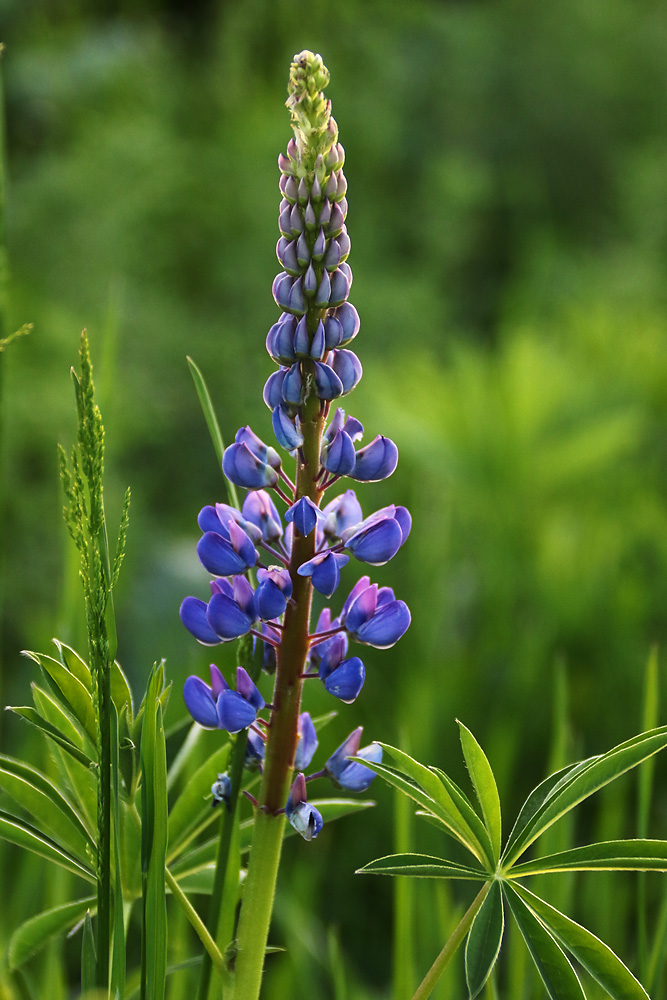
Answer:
2;0;667;996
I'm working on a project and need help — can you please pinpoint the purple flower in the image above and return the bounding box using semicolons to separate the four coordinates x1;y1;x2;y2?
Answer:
185;576;257;642
342;578;411;648
324;727;382;791
245;728;265;770
196;519;258;577
183;664;265;734
351;435;399;482
342;504;411;566
255;567;292;620
223;427;281;490
242;491;283;544
322;490;363;540
272;406;304;451
285;773;323;841
297;550;349;597
294;712;318;770
285;496;320;537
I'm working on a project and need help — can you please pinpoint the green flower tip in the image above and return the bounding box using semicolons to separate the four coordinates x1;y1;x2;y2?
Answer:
286;49;338;171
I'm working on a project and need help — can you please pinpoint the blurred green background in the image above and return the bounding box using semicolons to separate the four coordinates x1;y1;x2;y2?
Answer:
2;0;667;996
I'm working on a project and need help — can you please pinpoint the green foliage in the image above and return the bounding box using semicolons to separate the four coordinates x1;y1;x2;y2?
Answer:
359;723;667;999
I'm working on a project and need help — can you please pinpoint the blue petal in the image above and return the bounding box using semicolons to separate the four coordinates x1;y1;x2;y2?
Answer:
236;666;265;712
217;690;258;733
197;532;252;576
183;676;219;728
345;518;403;566
180;597;222;645
272;406;304;451
255;579;288;620
351;435;399;482
294;712;318;771
206;592;254;640
313;362;344;400
322;429;356;476
222;443;278;490
323;657;365;703
285;496;319;537
354;600;411;648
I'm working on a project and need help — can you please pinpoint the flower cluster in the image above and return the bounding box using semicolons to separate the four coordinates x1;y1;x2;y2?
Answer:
180;50;410;840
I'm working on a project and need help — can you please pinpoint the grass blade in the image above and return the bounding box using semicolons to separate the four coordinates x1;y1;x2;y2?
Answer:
141;669;168;1000
186;356;238;507
8;896;96;969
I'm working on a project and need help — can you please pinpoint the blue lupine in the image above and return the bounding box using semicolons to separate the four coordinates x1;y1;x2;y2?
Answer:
183;664;265;734
285;773;323;842
255;567;292;621
324;727;382;792
297;549;349;597
285;496;320;537
196;519;258;577
294;712;318;770
181;53;412;868
211;772;233;808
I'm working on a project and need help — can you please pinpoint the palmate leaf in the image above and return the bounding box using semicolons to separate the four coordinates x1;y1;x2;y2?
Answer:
465;879;504;999
8;705;94;768
503;884;585;1000
8;895;96;969
511;882;650;1000
511;839;667;877
502;725;667;867
22;650;97;743
0;811;95;883
458;721;502;862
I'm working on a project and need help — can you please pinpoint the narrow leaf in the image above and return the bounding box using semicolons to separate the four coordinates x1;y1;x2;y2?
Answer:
0;811;95;883
510;839;667;877
511;882;650;1000
141;669;168;1000
9;705;94;768
22;650;97;742
187;356;238;507
357;853;487;880
458;722;502;862
503;884;585;1000
53;640;92;690
465;879;504;999
82;911;97;996
503;726;667;867
111;659;134;720
167;742;230;857
110;704;126;1000
8;896;96;969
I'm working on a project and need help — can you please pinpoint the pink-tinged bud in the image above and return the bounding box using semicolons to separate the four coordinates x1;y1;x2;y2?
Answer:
303;262;317;298
279;205;292;238
318;200;332;227
276;237;300;275
284;175;298;202
332;302;360;345
278;152;295;175
338;227;351;260
297;177;309;205
311;173;322;201
296;232;310;267
289;203;304;235
324;238;342;272
312;227;327;261
315;270;331;308
336;171;348;200
329;267;351;307
293;316;310;358
286;138;298;160
324;172;338;199
328;201;346;237
305;200;317;230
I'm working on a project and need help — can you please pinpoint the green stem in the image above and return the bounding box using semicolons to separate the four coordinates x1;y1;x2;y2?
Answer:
411;882;491;1000
232;386;324;1000
165;868;227;976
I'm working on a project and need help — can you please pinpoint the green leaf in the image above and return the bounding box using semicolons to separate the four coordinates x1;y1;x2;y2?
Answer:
53;640;92;691
357;853;487;880
511;882;649;1000
167;742;230;858
458;722;502;862
511;839;667;876
81;910;97;997
8;896;96;969
0;810;95;883
0;754;95;863
110;703;126;1000
371;745;495;867
110;659;134;720
186;356;238;507
465;879;504;999
503;726;667;867
22;650;97;743
140;668;168;1000
503;883;585;1000
9;704;94;768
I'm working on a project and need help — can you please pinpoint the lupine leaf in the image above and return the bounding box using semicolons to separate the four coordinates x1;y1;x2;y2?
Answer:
8;895;96;969
110;703;126;1000
0;811;95;883
373;745;494;867
6;705;93;767
357;852;487;880
429;767;497;864
53;640;92;690
458;722;502;862
30;683;95;756
22;650;97;742
110;659;134;720
503;726;667;867
0;754;94;863
167;742;230;858
465;879;504;999
503;884;585;999
511;882;650;1000
510;839;667;876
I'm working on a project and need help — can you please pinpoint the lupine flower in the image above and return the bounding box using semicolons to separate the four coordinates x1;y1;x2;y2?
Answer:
342;578;411;647
222;427;282;490
342;505;411;566
285;773;323;842
245;728;266;771
297;549;349;597
242;490;283;544
322;489;363;539
294;712;318;770
183;664;265;734
196;519;258;577
255;567;292;620
285;496;320;537
351;435;399;482
324;727;382;792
